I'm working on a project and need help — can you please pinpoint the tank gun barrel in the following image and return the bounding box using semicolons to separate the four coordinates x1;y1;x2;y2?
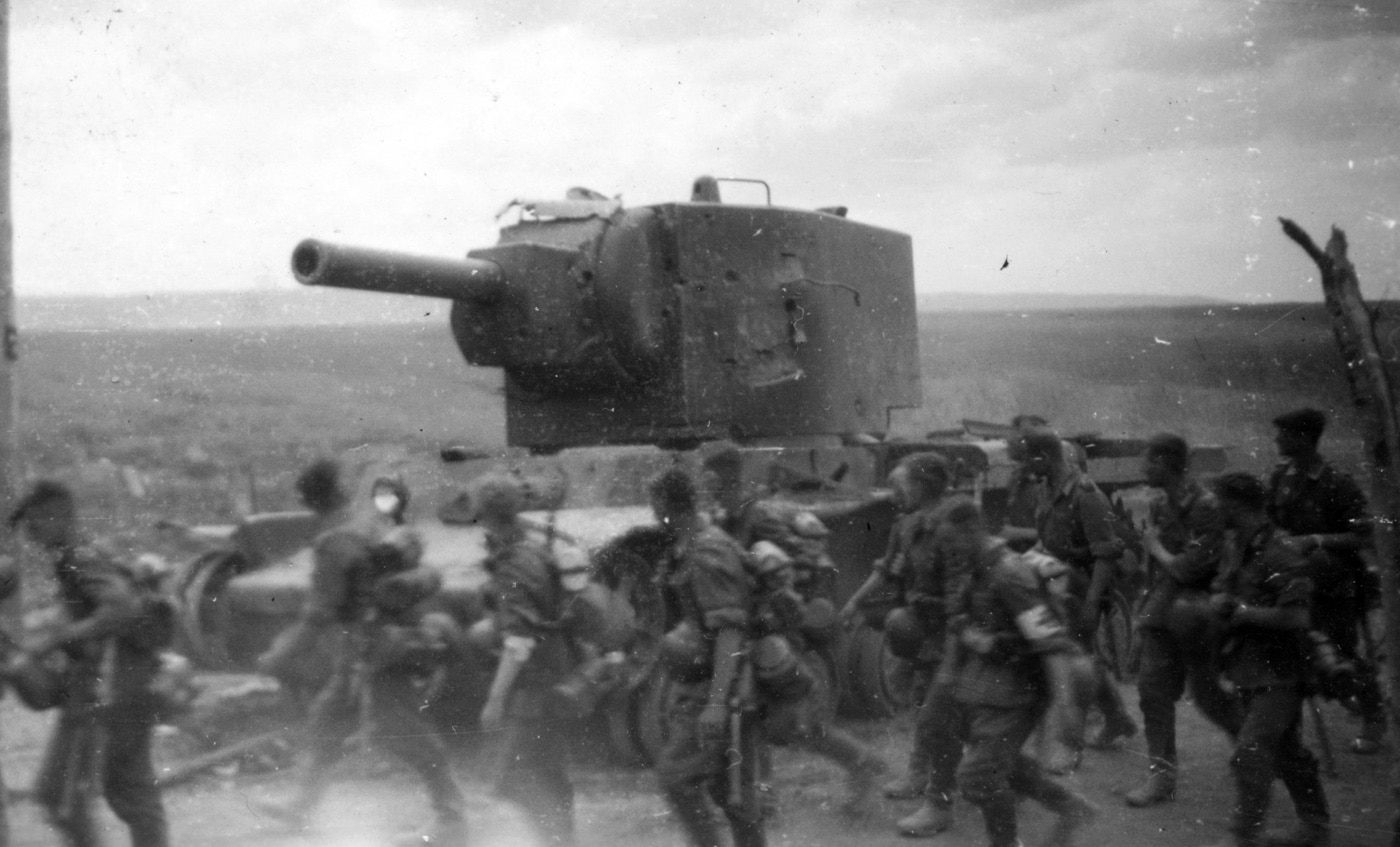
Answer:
291;239;506;301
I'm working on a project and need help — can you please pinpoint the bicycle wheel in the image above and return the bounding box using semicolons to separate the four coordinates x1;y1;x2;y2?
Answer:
1095;590;1136;681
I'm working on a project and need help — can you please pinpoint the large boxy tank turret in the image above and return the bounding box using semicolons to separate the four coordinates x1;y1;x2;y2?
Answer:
293;176;922;452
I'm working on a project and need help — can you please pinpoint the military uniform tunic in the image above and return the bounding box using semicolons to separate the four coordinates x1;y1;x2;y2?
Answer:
1135;481;1241;769
947;541;1086;847
483;524;579;846
655;519;767;847
1213;523;1329;840
1267;455;1386;730
34;540;169;847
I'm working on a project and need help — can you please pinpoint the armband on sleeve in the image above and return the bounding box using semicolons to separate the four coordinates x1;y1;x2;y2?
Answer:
501;634;537;662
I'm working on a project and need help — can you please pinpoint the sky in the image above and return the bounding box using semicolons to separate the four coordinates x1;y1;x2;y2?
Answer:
10;0;1400;301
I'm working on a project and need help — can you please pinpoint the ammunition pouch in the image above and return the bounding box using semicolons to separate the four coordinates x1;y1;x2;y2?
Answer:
660;621;711;683
752;634;812;704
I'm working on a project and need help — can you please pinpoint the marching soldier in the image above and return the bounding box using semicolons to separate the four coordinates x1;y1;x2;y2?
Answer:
8;480;170;847
699;444;887;818
943;498;1098;847
838;452;964;837
1127;433;1242;807
256;460;467;846
650;466;768;847
1205;471;1329;847
1019;428;1137;764
474;474;583;847
1267;407;1386;755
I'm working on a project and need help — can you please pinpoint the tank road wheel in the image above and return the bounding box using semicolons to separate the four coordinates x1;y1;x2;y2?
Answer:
1095;589;1136;682
836;625;913;718
172;551;247;670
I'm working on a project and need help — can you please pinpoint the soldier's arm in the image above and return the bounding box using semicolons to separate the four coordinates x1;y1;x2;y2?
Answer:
1312;472;1370;552
1078;486;1125;624
479;548;552;730
1158;496;1226;585
39;567;142;653
1230;551;1311;632
300;532;363;626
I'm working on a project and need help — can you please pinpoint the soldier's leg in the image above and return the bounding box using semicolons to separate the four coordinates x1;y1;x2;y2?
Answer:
656;686;724;847
1088;660;1137;747
898;681;960;835
99;704;169;847
1268;690;1330;846
370;672;466;831
495;692;576;847
258;671;360;825
1229;686;1308;843
885;662;938;798
1183;650;1243;739
709;717;766;847
33;708;102;847
958;705;1042;847
1128;628;1185;806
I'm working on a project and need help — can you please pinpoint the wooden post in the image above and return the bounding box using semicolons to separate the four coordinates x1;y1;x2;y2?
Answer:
1280;218;1400;805
0;0;17;614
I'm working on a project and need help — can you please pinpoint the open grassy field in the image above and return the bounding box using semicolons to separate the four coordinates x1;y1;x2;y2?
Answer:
16;300;1369;525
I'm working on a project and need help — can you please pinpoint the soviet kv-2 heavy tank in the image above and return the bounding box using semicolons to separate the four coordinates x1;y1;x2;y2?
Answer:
173;176;1223;764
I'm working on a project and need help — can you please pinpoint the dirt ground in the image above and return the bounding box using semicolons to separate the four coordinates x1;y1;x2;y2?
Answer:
0;681;1393;847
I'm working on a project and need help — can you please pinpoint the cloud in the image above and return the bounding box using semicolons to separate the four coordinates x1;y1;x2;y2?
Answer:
6;0;1400;301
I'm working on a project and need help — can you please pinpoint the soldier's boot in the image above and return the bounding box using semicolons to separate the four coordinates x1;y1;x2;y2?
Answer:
1086;689;1138;750
896;797;954;838
665;787;723;847
976;794;1020;847
1125;760;1177;808
1264;764;1330;847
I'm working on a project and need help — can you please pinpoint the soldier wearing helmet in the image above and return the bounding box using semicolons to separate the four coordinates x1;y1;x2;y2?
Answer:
648;465;768;847
942;498;1098;847
474;472;582;847
699;443;888;818
1019;428;1137;766
7;480;170;847
255;460;466;846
